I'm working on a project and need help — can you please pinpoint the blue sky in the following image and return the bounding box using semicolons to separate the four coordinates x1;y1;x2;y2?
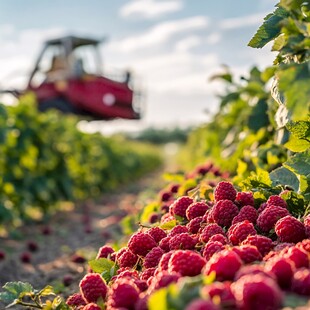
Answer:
0;0;277;133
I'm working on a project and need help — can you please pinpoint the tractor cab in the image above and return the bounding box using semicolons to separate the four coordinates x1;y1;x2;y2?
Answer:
27;36;142;120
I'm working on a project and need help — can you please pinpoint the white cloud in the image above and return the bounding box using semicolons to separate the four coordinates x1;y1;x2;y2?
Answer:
219;12;268;30
108;16;209;52
175;35;201;52
120;0;183;19
206;32;221;45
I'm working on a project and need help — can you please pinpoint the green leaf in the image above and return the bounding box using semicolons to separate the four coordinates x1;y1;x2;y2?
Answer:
148;287;168;310
280;190;305;217
248;7;289;48
140;202;159;224
283;151;310;176
88;258;117;283
160;219;177;230
284;138;310;152
0;282;33;304
270;166;299;191
37;285;55;297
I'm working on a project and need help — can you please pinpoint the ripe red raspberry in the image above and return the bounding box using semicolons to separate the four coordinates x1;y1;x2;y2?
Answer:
184;298;220;310
160;212;174;224
304;214;310;227
257;202;267;214
275;215;307;243
267;195;287;209
169;233;197;250
231;274;283;310
265;257;295;289
128;232;157;257
143;247;164;268
273;242;294;252
168;250;206;277
147;226;166;243
214;181;237;202
186;201;209;220
148;271;180;292
297;239;310;253
208;234;228;245
232;245;262;264
235;265;276;281
199;223;225;243
256;205;289;233
202;241;225;260
187;216;204;234
27;241;39;252
83;303;101;310
170;196;194;218
283;246;309;269
20;252;31;263
157;251;173;271
159;236;171;252
201;282;235;308
235;191;254;207
291;268;310;296
232;205;258;225
159;190;172;202
96;245;114;259
117;248;138;268
140;267;156;281
66;293;87;307
169;183;180;193
116;268;139;279
107;278;139;309
212;200;239;227
79;273;108;303
227;220;257;245
204;249;243;281
168;224;189;237
241;235;273;257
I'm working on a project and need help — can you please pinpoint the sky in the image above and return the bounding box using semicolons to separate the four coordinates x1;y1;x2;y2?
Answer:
0;0;277;134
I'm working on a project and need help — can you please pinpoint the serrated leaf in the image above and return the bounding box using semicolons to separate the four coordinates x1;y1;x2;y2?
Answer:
148;287;168;310
284;138;310;152
280;189;306;217
160;219;177;230
37;285;55;297
88;258;116;282
1;282;33;303
0;292;16;304
248;7;289;48
283;151;310;176
270;166;299;191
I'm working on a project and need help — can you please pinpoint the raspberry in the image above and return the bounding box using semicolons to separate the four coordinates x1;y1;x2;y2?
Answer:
241;235;273;256
66;293;87;307
201;282;235;308
71;253;86;264
212;200;239;227
304;214;310;227
170;196;194;218
267;195;287;209
232;245;262;264
147;226;166;243
187;216;204;234
291;268;310;296
20;252;31;263
63;274;74;287
297;239;310;253
232;205;258;225
168;250;206;277
283;246;309;269
157;251;173;271
143;247;164;268
256;205;289;233
168;225;189;237
116;268;139;279
96;245;114;259
202;241;225;260
265;257;295;289
214;181;237;202
79;273;108;303
117;248;138;268
235;191;254;207
235;265;276;281
140;267;156;281
275;215;307;243
208;233;228;245
184;298;220;310
159;190;172;202
27;241;39;252
169;183;180;193
148;213;160;223
186;201;209;220
148;271;180;292
107;278;139;309
0;250;5;260
273;242;294;252
231;274;283;310
199;223;225;243
257;202;267;214
228;220;257;245
204;249;243;281
169;233;197;250
160;212;174;224
128;232;157;257
159;236;171;252
83;303;101;310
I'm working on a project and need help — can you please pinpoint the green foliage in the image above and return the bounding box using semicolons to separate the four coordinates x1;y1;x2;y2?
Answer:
88;258;118;283
0;94;162;229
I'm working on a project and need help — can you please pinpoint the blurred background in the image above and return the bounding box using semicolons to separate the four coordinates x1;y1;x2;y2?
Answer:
0;0;276;134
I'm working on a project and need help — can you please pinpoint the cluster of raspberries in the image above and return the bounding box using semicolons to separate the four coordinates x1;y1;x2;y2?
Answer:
66;181;310;310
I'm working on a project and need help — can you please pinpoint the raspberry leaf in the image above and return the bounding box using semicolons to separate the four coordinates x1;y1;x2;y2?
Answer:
88;258;117;283
160;219;176;230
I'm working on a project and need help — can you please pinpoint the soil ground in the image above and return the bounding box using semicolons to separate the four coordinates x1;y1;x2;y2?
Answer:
0;168;165;309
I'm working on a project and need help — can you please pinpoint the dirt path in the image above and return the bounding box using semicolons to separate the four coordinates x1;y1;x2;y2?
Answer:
0;167;165;307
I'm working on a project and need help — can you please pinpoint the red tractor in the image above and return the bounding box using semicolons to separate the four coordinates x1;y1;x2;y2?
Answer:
2;35;142;120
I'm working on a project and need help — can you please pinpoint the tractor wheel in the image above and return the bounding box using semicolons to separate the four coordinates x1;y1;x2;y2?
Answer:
39;97;77;114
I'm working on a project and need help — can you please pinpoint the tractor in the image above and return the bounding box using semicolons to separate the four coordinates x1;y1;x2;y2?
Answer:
1;35;142;120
